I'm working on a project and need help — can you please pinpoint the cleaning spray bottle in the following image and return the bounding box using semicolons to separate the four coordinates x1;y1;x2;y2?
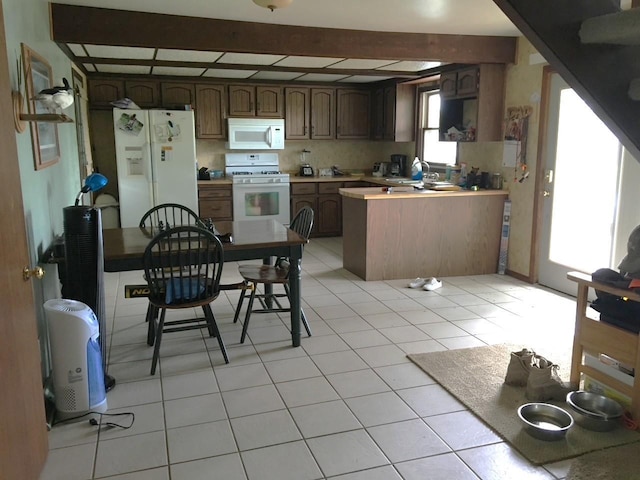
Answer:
411;157;422;180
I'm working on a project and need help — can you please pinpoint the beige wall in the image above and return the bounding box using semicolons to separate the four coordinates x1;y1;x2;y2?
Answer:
458;37;545;278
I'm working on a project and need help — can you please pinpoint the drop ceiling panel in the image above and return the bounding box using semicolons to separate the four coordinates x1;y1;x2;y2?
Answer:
151;66;206;76
328;58;397;69
83;63;96;72
202;69;258;79
84;45;155;59
377;60;442;71
296;73;350;82
338;75;393;83
97;64;152;74
67;44;87;57
156;49;224;62
217;52;286;65
274;56;345;68
251;71;305;81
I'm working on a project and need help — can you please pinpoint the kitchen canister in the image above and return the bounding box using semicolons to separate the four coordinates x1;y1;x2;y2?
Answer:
491;173;503;190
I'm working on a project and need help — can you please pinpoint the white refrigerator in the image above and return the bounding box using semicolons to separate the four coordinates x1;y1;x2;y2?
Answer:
113;108;198;227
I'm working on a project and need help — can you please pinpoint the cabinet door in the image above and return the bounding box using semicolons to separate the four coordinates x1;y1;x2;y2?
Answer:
195;84;227;139
125;80;160;108
88;79;124;108
439;72;458;98
310;88;335;139
456;67;479;97
285;87;309;139
198;185;232;220
228;85;255;117
291;196;317;223
383;86;397;140
371;88;385;140
256;86;283;117
336;89;370;139
161;82;196;109
317;194;342;236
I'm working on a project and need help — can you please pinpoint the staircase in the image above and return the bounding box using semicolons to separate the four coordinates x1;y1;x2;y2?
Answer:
493;0;640;162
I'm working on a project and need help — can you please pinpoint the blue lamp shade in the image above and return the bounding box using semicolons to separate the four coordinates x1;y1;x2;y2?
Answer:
75;173;108;205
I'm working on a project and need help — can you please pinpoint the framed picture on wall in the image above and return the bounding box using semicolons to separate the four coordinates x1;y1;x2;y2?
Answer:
22;43;60;170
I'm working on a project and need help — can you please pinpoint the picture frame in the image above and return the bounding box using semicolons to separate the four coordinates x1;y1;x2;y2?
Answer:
22;43;60;170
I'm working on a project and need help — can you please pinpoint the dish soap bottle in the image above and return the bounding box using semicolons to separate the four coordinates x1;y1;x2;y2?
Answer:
411;157;422;180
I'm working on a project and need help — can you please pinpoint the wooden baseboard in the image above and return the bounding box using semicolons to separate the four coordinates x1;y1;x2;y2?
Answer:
505;269;533;284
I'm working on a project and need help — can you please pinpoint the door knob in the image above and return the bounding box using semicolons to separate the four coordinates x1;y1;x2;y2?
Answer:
543;190;551;197
23;266;45;281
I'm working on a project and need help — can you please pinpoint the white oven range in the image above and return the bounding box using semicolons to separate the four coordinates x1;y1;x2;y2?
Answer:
225;153;290;225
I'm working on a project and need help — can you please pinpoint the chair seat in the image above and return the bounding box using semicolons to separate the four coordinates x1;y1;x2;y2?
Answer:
238;265;289;284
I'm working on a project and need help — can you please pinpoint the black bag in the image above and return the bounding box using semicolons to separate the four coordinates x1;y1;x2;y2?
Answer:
590;296;640;333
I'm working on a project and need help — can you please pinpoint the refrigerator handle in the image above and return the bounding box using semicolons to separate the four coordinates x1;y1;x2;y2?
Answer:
145;142;158;206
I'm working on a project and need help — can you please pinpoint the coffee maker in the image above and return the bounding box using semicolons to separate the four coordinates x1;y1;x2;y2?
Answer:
389;154;407;177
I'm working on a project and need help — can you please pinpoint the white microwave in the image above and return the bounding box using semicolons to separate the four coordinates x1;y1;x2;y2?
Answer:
227;118;285;150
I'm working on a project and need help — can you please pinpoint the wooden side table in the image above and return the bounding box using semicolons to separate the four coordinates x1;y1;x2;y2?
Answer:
568;271;640;420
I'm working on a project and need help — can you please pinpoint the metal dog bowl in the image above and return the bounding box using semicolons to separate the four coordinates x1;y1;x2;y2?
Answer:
518;403;574;441
566;390;624;431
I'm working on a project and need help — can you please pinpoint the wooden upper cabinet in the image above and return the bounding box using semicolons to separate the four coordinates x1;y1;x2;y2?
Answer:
285;87;310;139
88;79;124;108
370;84;414;142
161;82;196;109
256;86;283;117
228;85;283;117
125;80;160;108
310;88;335;139
336;89;370;139
195;84;227;139
439;64;504;142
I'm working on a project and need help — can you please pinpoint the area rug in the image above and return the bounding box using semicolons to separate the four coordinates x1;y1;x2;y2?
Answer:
407;344;640;465
566;443;640;480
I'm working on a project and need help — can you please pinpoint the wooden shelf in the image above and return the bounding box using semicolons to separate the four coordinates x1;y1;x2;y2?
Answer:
19;113;73;123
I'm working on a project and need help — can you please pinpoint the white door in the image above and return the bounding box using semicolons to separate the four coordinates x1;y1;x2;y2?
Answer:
539;73;622;294
113;109;153;227
149;110;198;213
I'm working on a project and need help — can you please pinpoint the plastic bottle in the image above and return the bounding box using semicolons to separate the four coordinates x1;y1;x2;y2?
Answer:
411;157;422;180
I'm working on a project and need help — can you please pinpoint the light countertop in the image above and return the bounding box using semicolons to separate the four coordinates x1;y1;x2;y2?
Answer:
339;186;509;200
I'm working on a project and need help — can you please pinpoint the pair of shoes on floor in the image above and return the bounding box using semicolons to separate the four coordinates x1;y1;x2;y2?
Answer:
504;347;575;401
408;277;443;291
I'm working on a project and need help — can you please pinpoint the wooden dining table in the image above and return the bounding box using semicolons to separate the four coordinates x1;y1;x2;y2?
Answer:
102;219;307;347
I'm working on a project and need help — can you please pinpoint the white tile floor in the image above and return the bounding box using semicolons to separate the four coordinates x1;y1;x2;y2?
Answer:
41;237;584;480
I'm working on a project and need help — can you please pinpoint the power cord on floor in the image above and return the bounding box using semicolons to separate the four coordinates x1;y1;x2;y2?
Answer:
52;411;135;430
623;410;638;430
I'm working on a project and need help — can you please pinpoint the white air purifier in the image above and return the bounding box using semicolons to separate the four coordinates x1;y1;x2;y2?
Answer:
44;298;107;420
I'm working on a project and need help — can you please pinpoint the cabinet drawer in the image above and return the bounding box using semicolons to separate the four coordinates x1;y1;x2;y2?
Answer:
291;183;316;195
199;199;232;219
318;182;343;194
199;187;231;199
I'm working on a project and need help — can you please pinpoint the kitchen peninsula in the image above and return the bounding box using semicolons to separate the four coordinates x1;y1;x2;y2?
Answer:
339;187;509;280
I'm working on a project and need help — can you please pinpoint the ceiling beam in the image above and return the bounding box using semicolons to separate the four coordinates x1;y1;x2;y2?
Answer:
50;4;517;65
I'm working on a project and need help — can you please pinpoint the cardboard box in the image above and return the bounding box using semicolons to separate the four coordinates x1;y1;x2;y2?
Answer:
583;375;631;409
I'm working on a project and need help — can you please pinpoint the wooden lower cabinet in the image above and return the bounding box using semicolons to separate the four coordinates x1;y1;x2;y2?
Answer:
198;183;232;221
291;182;343;237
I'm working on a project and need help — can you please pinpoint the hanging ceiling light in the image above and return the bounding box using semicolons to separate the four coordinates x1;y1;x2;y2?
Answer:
252;0;293;12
